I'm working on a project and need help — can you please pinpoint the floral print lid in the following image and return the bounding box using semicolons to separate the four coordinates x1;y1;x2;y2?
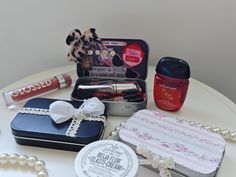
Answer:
119;109;226;176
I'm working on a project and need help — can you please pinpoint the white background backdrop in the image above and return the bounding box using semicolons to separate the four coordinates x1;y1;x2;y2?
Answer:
0;0;236;102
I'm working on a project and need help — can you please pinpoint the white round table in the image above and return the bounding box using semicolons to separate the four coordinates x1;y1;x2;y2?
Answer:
0;65;235;177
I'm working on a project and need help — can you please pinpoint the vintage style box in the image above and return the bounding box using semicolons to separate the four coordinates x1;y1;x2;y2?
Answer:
119;109;226;177
71;38;149;116
11;98;106;151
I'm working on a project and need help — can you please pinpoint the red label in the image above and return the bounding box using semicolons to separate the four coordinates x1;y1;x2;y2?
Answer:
122;43;144;67
155;84;181;110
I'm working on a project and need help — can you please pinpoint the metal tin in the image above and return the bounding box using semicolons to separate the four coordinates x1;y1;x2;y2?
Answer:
71;38;149;116
118;109;226;177
74;140;139;177
11;98;106;151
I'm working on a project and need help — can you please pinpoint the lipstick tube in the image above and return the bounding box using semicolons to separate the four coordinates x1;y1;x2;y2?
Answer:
76;81;143;101
2;73;72;108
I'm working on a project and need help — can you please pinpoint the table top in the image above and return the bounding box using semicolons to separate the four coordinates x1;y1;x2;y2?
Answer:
0;65;236;177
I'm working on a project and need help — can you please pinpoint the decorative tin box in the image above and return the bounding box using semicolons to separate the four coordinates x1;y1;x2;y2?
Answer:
119;109;226;177
71;38;149;116
11;98;106;151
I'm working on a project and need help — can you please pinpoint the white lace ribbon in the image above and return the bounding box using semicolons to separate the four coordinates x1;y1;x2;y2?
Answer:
19;97;106;137
136;145;175;177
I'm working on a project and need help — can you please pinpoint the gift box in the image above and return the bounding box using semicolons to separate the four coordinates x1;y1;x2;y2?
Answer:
71;38;149;116
118;109;226;177
11;98;106;151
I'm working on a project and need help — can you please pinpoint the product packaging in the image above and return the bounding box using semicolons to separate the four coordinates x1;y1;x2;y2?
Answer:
11;98;106;151
70;37;149;116
74;140;139;177
154;57;190;111
118;109;226;177
2;73;72;109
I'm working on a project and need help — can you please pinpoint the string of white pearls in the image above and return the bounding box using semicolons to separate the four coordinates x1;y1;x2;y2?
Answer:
0;153;48;177
108;120;236;142
186;120;236;142
107;122;125;140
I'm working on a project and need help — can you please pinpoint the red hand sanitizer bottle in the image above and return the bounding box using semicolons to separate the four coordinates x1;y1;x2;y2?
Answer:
154;57;190;111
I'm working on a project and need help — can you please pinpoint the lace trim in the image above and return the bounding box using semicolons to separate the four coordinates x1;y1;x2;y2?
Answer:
20;107;50;116
19;107;106;137
66;114;106;137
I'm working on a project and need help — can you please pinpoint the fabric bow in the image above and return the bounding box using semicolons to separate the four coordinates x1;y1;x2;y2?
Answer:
136;145;175;177
49;97;106;137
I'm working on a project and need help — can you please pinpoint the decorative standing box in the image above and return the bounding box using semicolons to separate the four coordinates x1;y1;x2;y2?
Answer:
119;109;226;177
71;38;149;116
11;98;106;151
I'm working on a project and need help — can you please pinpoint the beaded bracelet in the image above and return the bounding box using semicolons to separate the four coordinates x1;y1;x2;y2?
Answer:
0;153;48;177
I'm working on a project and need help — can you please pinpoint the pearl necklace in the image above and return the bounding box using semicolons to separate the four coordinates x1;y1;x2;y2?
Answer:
185;120;236;141
0;153;48;177
108;120;236;142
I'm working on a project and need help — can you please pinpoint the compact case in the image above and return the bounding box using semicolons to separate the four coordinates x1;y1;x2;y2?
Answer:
119;109;226;177
11;98;106;151
71;38;149;116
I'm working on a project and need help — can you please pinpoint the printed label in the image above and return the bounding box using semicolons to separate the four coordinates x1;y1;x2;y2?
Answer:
156;84;181;110
80;142;135;177
88;66;127;78
122;43;144;67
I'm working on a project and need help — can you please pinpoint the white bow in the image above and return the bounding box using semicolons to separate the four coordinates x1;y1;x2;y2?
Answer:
49;97;106;137
49;97;105;124
136;145;175;177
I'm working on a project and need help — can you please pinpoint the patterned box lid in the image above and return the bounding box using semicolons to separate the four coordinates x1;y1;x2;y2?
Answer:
119;109;226;176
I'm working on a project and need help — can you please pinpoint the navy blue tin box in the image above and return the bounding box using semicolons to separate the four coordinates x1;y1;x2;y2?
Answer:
11;98;106;151
71;38;149;116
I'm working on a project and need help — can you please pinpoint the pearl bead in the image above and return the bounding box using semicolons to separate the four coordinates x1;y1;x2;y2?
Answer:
0;153;9;164
196;123;204;128
114;126;121;132
9;153;19;164
204;125;212;131
212;127;221;133
230;132;236;141
109;131;117;137
27;156;38;167
221;129;230;139
38;170;48;177
18;155;28;166
120;122;126;127
34;160;46;171
188;121;195;126
0;153;48;177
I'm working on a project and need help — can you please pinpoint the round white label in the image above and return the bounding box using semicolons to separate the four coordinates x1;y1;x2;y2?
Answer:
74;140;138;177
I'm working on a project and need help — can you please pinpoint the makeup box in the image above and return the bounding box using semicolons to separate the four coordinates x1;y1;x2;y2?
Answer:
11;98;106;151
71;38;149;116
118;109;226;177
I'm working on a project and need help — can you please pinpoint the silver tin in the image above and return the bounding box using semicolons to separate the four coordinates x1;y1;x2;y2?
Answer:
118;109;226;177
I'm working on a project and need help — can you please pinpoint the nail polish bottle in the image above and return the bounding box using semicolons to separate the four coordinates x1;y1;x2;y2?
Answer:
154;57;190;111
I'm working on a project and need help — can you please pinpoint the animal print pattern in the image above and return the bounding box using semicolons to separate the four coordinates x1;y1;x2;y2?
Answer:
66;28;101;63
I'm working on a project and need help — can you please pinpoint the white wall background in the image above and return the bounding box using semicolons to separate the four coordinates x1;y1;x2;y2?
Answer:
0;0;236;102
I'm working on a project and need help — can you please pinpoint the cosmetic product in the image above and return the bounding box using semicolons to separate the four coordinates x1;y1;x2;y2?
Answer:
154;57;190;111
74;140;138;177
76;80;143;101
2;73;72;108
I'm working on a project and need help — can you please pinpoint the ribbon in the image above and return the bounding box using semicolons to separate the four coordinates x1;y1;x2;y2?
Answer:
136;145;175;177
49;97;106;137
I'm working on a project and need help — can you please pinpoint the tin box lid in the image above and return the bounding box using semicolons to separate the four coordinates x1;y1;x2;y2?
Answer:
11;98;106;145
119;109;226;175
77;38;149;80
74;140;139;177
